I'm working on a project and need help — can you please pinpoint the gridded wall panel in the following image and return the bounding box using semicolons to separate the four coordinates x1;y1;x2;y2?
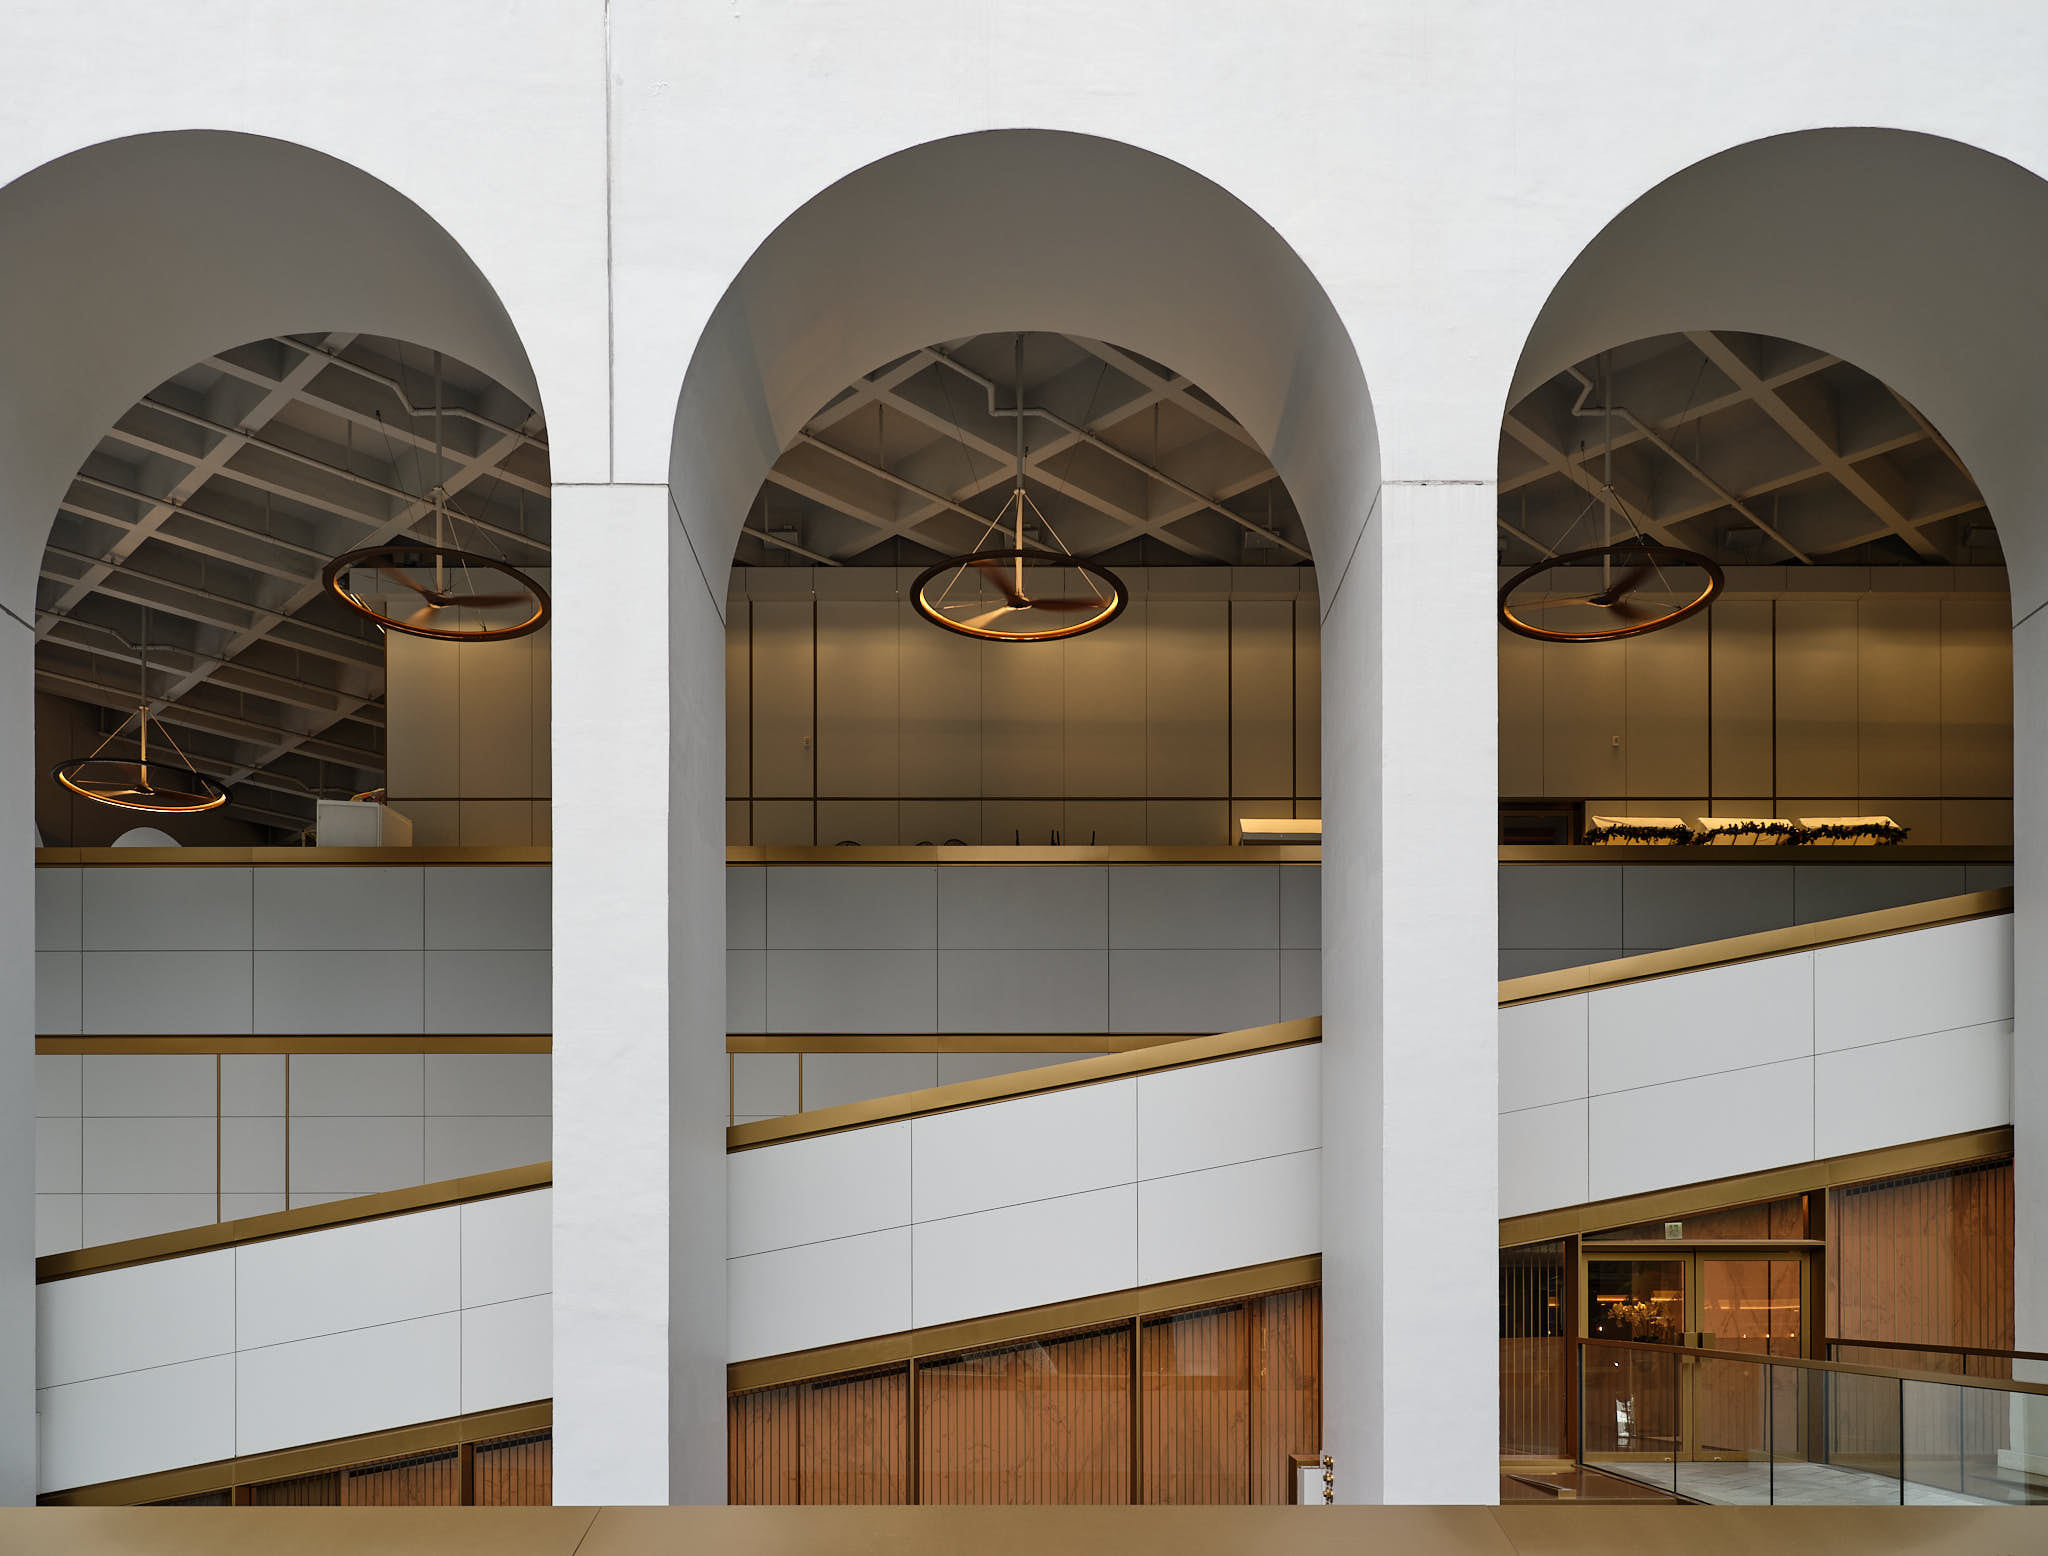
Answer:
918;1327;1131;1505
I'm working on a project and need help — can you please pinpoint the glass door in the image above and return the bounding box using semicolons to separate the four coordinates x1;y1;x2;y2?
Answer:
1694;1253;1804;1463
1583;1257;1687;1461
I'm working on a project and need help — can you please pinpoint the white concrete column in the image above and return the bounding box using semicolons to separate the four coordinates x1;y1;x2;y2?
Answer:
2012;608;2048;1360
0;621;33;1504
551;482;727;1503
1319;477;1498;1504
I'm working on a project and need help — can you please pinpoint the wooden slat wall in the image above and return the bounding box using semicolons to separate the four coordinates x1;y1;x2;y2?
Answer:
919;1327;1131;1505
1499;1240;1566;1459
1828;1159;2014;1353
728;1288;1323;1504
474;1431;552;1506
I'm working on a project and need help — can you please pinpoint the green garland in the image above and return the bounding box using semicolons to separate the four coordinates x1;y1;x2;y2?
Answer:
1584;817;1911;846
1583;820;1697;845
1796;820;1909;846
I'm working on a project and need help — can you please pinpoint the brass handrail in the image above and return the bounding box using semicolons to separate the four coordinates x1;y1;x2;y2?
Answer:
1576;1336;2048;1399
1826;1336;2048;1365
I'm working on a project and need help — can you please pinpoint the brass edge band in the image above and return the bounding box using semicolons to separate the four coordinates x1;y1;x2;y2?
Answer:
726;1032;1201;1055
727;1255;1322;1394
37;1034;551;1054
1576;1336;2048;1399
1500;1127;2012;1246
725;1019;1321;1150
1497;888;2011;1005
724;845;1321;865
1825;1336;2048;1364
37;1162;553;1282
35;846;551;867
38;1400;552;1507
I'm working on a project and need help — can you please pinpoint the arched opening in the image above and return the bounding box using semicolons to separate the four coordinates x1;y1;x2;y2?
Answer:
0;131;546;1504
580;128;1484;1508
1497;127;2048;1504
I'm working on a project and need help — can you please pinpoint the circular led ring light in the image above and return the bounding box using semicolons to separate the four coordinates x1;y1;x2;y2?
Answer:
54;757;228;814
911;547;1129;643
323;544;551;642
1498;540;1724;643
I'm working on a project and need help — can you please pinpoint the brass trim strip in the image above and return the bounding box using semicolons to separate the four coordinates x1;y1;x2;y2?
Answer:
37;1034;551;1054
38;1400;551;1506
1575;1336;2048;1398
1501;1127;2011;1246
727;1255;1322;1394
726;1032;1200;1055
36;846;550;867
37;1162;552;1282
726;1019;1320;1150
1825;1336;2048;1365
724;845;1319;865
1498;889;2011;1005
1498;844;2011;865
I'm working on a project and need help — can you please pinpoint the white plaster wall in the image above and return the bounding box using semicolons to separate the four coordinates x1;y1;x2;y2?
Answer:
10;0;2048;1509
724;1046;1321;1363
1498;916;2015;1219
34;1188;550;1495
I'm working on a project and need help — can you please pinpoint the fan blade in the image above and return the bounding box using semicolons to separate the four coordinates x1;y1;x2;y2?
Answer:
1605;597;1654;622
1589;564;1653;606
950;605;1017;631
966;556;1027;606
376;566;437;598
1018;597;1105;614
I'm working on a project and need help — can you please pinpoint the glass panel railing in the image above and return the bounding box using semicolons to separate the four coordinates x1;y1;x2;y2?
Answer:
1575;1340;2048;1506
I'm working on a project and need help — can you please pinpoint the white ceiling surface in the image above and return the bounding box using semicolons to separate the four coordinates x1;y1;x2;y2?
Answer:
36;334;547;831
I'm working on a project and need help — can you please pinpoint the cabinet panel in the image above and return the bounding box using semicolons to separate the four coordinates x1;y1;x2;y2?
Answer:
751;601;815;797
1774;599;1858;797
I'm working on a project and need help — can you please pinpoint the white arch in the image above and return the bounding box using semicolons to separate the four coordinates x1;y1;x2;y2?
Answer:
665;129;1379;607
1507;125;2048;1366
0;129;546;1503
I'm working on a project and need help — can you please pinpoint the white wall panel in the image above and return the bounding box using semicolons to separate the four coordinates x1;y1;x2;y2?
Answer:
1499;995;1588;1114
81;951;250;1034
936;867;1108;949
798;1052;939;1109
1815;1021;2013;1159
911;1185;1136;1330
83;868;250;951
727;949;767;1032
765;866;935;950
81;1117;213;1194
35;869;81;951
911;1080;1134;1224
423;867;550;950
37;1354;235;1494
254;951;422;1034
462;1294;552;1413
1280;949;1320;1021
1813;916;2012;1051
81;1196;218;1246
219;1117;285;1195
764;951;937;1034
287;1116;426;1196
236;1206;460;1351
1110;949;1278;1033
462;1189;553;1307
728;1122;910;1257
253;868;421;951
34;1055;78;1117
1589;1059;1813;1203
425;949;551;1032
290;1054;423;1117
1588;952;1813;1095
35;951;81;1034
36;1197;80;1258
425;1053;551;1116
235;1312;461;1456
936;949;1109;1033
1279;866;1320;949
1136;1045;1317;1180
730;1053;797;1117
727;1227;911;1361
81;1053;216;1117
425;1116;551;1181
725;867;766;950
1498;1100;1589;1220
219;1054;284;1116
37;1250;234;1387
1136;1149;1318;1287
1109;866;1279;948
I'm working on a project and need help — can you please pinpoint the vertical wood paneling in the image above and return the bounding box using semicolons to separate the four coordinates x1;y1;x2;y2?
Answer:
1624;615;1709;797
1542;639;1627;797
1942;599;2013;797
1498;627;1545;796
919;1328;1131;1504
1499;1241;1566;1459
1146;601;1228;796
1230;602;1294;798
1857;598;1943;796
1293;602;1320;801
1709;598;1776;801
751;600;816;797
1775;599;1858;796
1141;1305;1249;1503
1248;1287;1321;1505
1828;1159;2013;1351
473;1431;551;1505
726;603;751;797
817;601;900;796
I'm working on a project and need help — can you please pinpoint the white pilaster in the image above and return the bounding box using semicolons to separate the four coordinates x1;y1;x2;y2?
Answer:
2012;608;2048;1359
551;482;726;1503
1320;478;1498;1504
0;624;32;1504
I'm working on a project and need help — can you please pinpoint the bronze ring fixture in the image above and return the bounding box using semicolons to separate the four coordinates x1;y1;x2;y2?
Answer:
1498;540;1724;642
323;544;550;642
911;548;1128;643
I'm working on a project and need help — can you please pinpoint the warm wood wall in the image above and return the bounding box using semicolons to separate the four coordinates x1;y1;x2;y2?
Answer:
1499;576;2012;843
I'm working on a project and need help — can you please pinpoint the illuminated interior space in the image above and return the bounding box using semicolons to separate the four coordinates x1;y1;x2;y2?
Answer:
11;8;2048;1553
